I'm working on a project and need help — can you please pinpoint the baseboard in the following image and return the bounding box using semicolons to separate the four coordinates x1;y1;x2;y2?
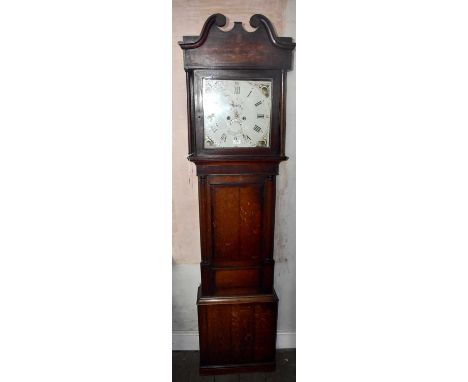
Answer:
276;331;296;349
172;331;199;351
172;330;295;351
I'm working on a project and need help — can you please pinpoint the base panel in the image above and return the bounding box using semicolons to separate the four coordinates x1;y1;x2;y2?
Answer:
197;287;278;376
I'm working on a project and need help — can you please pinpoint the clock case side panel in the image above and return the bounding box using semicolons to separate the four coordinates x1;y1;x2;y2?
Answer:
198;174;213;293
191;69;283;159
186;71;196;155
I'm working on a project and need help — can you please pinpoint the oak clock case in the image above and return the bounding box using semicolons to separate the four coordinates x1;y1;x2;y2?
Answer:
179;13;295;376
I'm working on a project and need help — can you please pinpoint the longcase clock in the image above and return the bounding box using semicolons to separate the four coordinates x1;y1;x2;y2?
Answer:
179;13;295;375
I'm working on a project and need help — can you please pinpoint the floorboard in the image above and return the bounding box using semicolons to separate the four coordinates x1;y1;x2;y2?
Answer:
189;352;215;382
173;350;295;382
214;375;240;382
239;372;268;381
271;350;296;382
172;351;193;382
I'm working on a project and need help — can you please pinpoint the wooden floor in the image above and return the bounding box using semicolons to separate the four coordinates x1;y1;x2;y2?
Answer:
173;349;295;381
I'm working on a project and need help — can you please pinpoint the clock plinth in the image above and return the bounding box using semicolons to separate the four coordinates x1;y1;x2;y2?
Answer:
197;287;278;375
179;14;295;375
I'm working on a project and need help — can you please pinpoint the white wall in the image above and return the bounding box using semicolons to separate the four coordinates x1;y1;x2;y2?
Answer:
172;0;296;350
274;0;296;338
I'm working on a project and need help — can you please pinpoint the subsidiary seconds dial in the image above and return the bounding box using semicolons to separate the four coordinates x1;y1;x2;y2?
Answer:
202;79;272;148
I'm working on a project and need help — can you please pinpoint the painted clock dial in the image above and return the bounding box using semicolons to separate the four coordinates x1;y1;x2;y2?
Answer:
202;79;272;148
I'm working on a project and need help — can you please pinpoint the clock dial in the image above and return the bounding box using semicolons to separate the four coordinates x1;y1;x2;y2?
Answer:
202;79;272;148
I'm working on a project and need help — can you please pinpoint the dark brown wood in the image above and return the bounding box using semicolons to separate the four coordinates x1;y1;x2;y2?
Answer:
193;160;281;176
186;71;196;154
197;174;276;296
179;14;295;70
197;287;278;376
179;14;295;376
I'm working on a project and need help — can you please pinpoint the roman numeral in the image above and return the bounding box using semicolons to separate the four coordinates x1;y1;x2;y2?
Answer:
234;85;240;94
247;90;252;97
253;125;262;133
257;114;265;119
244;134;251;142
221;133;227;142
255;101;262;107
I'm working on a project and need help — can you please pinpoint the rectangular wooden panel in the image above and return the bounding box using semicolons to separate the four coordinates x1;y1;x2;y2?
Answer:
182;30;294;70
254;304;276;363
211;183;263;263
231;304;254;364
212;186;239;261
231;304;254;363
239;186;262;261
198;174;277;295
206;304;232;365
197;288;278;373
214;268;261;290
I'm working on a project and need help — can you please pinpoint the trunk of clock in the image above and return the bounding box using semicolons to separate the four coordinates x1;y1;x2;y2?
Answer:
194;160;280;375
196;161;278;296
197;286;278;376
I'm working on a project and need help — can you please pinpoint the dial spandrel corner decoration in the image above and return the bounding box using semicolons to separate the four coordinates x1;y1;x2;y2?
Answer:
202;78;272;149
